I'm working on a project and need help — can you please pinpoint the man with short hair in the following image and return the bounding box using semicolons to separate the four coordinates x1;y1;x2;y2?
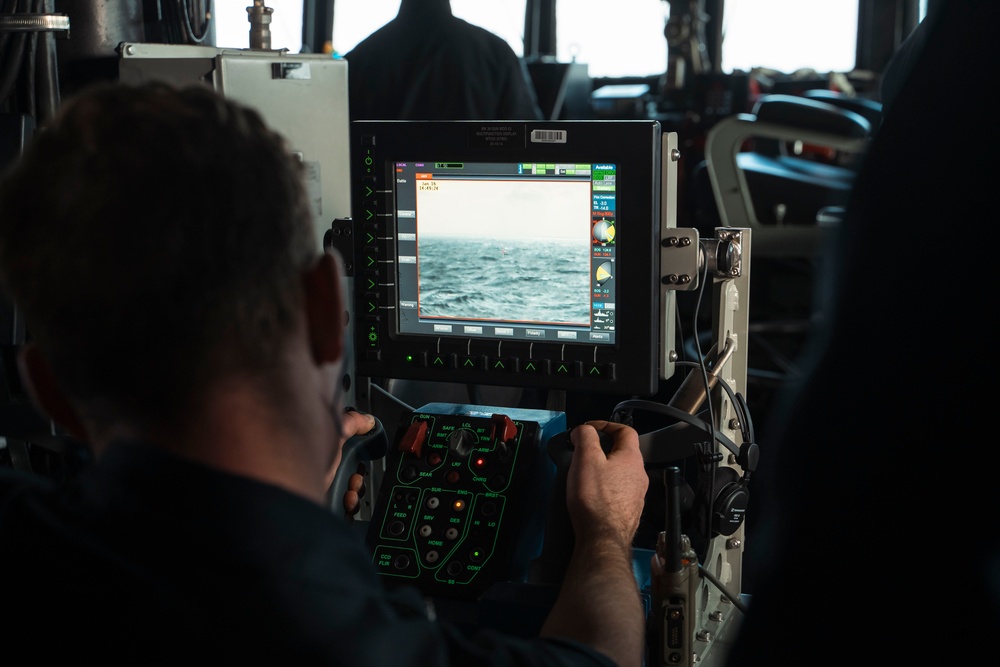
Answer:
0;82;647;665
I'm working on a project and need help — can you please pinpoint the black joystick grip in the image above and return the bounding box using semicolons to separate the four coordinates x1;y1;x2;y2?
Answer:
529;427;614;586
329;417;388;518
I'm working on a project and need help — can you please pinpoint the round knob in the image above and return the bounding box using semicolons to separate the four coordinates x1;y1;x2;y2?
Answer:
448;428;479;457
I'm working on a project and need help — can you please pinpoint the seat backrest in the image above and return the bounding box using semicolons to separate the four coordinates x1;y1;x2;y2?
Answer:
703;93;876;258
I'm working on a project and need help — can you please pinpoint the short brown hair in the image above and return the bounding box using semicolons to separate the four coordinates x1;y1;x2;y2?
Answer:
0;82;317;428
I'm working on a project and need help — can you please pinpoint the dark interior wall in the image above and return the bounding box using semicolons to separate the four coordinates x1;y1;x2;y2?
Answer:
302;0;333;54
857;0;924;73
51;1;217;95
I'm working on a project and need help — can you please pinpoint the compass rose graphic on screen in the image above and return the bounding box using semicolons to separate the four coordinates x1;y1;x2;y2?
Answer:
593;218;615;243
595;261;613;287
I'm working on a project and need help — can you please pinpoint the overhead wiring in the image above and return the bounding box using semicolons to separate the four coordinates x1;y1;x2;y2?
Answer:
178;0;211;44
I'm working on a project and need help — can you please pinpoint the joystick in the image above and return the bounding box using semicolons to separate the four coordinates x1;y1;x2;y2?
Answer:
529;426;615;587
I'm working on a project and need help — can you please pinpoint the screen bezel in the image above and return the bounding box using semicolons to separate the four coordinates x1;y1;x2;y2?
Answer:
349;120;664;395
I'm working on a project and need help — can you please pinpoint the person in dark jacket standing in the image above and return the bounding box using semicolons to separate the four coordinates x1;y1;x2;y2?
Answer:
345;0;543;120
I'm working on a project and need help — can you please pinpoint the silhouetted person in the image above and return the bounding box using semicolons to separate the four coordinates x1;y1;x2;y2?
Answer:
725;2;1000;663
345;0;542;120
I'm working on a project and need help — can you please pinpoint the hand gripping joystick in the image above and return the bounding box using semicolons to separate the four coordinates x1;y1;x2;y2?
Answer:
329;417;388;518
527;427;614;586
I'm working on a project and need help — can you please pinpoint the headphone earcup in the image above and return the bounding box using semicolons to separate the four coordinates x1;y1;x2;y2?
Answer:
710;466;749;537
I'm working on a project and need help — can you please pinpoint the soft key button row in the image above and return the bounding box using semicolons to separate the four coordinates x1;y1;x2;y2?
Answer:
399;352;615;380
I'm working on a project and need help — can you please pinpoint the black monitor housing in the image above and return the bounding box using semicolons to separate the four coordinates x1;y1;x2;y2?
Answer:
344;120;677;396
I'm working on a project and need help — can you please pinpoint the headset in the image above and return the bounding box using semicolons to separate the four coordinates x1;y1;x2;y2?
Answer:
611;388;759;542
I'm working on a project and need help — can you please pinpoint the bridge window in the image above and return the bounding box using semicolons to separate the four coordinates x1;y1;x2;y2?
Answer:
555;0;669;78
720;0;859;74
214;0;305;52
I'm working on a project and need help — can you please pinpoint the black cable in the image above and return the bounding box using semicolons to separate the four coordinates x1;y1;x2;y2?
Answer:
160;1;184;45
0;30;27;108
616;264;695;429
691;257;716;540
697;563;749;615
23;20;36;121
371;381;416;413
674;360;752;446
611;398;740;457
179;0;211;44
735;391;754;446
674;290;687;364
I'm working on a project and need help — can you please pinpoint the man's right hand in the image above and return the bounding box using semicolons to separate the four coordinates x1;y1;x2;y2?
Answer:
540;421;648;666
566;421;648;549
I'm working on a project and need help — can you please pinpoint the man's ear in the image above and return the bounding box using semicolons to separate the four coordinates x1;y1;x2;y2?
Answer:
302;251;346;365
17;343;88;441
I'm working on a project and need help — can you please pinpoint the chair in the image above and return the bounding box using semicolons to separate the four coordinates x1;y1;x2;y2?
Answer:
700;91;880;258
689;91;881;406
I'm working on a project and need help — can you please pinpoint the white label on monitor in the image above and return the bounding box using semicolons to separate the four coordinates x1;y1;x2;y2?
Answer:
530;129;567;144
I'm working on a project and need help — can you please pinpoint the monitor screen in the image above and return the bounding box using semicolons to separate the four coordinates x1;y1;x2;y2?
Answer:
393;158;616;346
346;120;673;395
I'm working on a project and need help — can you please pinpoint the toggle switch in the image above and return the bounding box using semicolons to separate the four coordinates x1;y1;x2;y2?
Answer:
399;420;428;456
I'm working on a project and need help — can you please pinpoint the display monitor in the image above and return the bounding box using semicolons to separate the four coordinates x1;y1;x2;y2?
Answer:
346;120;674;395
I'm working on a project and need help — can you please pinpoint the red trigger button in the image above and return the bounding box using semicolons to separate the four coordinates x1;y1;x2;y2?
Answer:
491;414;517;443
399;420;428;456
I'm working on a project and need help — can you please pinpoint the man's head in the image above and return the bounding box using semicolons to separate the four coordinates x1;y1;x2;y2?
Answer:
0;82;322;436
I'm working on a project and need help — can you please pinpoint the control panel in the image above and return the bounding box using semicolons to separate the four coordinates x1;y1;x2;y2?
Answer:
366;403;565;600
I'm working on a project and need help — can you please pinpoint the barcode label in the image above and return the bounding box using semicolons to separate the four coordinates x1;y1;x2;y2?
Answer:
530;129;567;144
